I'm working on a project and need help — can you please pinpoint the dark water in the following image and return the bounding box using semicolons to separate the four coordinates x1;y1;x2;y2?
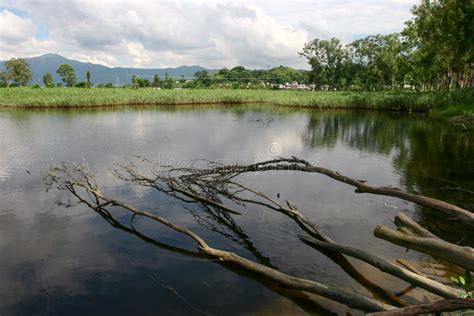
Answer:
0;105;473;315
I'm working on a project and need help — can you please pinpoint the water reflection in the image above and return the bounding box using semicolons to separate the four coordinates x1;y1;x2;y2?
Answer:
0;106;472;315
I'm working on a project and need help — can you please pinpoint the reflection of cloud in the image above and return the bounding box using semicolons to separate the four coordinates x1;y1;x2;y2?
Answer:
0;107;435;314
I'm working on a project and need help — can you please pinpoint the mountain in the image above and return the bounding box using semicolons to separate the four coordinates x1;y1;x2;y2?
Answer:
0;54;217;85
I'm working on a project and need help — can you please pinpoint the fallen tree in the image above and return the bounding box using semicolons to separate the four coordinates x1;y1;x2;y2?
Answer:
46;157;474;314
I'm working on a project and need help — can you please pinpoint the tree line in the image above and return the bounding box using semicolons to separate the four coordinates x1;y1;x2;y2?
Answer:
299;0;473;91
0;60;94;88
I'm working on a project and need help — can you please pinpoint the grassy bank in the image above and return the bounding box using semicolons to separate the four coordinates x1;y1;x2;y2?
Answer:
0;87;472;116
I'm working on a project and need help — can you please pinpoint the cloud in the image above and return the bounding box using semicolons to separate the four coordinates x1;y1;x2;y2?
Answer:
0;9;57;60
0;9;35;43
0;0;417;69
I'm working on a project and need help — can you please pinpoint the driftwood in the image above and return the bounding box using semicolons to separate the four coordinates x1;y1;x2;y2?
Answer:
46;162;393;313
375;213;474;271
301;236;463;298
172;157;474;228
114;161;423;306
45;158;474;314
368;298;474;315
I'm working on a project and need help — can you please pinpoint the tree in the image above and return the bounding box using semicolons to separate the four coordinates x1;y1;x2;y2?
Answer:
85;70;92;88
403;0;474;90
43;73;54;88
163;72;173;89
56;64;76;87
0;71;12;88
299;38;345;89
131;74;139;89
152;74;162;88
194;70;211;87
3;58;32;86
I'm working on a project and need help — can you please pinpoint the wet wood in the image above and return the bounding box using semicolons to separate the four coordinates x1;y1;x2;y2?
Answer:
369;298;474;315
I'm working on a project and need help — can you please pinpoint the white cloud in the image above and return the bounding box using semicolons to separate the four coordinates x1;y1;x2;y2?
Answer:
0;9;35;43
0;0;418;69
0;9;57;60
70;53;118;67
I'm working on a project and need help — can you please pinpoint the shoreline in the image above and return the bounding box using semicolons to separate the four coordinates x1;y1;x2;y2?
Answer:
1;88;472;121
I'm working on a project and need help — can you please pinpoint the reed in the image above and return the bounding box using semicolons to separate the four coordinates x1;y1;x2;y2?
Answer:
1;88;472;116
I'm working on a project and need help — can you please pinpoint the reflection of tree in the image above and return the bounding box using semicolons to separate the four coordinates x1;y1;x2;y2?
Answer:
46;158;473;314
93;203;335;315
302;112;474;241
302;111;412;154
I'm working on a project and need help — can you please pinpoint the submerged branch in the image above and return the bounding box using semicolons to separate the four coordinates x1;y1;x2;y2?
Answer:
368;298;474;316
300;236;462;298
46;157;474;314
47;162;393;313
176;157;474;227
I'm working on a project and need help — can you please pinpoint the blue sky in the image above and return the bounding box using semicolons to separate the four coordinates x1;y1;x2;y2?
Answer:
0;0;418;69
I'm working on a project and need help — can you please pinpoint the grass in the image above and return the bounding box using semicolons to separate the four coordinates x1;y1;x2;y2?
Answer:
0;87;473;117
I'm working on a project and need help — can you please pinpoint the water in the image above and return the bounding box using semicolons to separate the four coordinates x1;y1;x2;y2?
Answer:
0;105;473;315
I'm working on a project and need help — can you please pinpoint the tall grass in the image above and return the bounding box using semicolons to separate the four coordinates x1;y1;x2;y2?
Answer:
0;88;472;114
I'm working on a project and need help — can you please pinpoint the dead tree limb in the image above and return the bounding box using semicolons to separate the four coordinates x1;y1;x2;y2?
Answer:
375;225;474;271
300;237;463;299
176;157;474;227
114;162;411;306
368;298;474;315
45;159;473;314
374;212;474;271
112;159;464;302
46;163;394;313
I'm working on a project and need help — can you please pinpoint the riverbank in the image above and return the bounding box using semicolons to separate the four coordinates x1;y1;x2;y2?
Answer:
1;88;472;118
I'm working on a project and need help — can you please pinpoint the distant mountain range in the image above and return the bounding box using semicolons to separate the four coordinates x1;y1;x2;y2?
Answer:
0;54;218;85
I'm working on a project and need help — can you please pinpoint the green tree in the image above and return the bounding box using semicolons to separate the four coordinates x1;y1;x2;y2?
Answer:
4;58;32;86
56;64;76;87
163;72;173;89
0;71;12;88
85;70;92;88
131;74;139;89
194;70;211;87
152;74;162;88
299;38;345;89
403;0;473;90
43;73;54;88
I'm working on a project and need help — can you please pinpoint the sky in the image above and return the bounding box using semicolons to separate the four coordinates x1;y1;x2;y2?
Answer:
0;0;418;69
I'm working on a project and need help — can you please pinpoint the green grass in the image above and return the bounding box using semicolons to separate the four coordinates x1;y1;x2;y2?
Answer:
1;87;473;117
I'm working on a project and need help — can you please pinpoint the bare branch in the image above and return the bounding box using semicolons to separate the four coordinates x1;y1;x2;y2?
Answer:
368;298;474;316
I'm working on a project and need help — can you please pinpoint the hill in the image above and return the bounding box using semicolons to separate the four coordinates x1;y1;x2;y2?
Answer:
0;54;217;85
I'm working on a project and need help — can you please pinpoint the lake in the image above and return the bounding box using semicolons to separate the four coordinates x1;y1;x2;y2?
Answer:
0;105;473;315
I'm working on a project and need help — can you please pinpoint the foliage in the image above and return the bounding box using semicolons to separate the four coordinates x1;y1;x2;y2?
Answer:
2;58;32;87
152;74;161;88
451;270;472;298
301;0;473;91
212;66;309;87
56;64;76;87
43;73;54;87
162;72;174;89
0;71;12;87
0;87;472;118
85;70;92;88
194;70;212;87
300;38;345;89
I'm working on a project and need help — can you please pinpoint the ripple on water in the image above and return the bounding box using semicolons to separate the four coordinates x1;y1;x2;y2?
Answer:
0;162;13;182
